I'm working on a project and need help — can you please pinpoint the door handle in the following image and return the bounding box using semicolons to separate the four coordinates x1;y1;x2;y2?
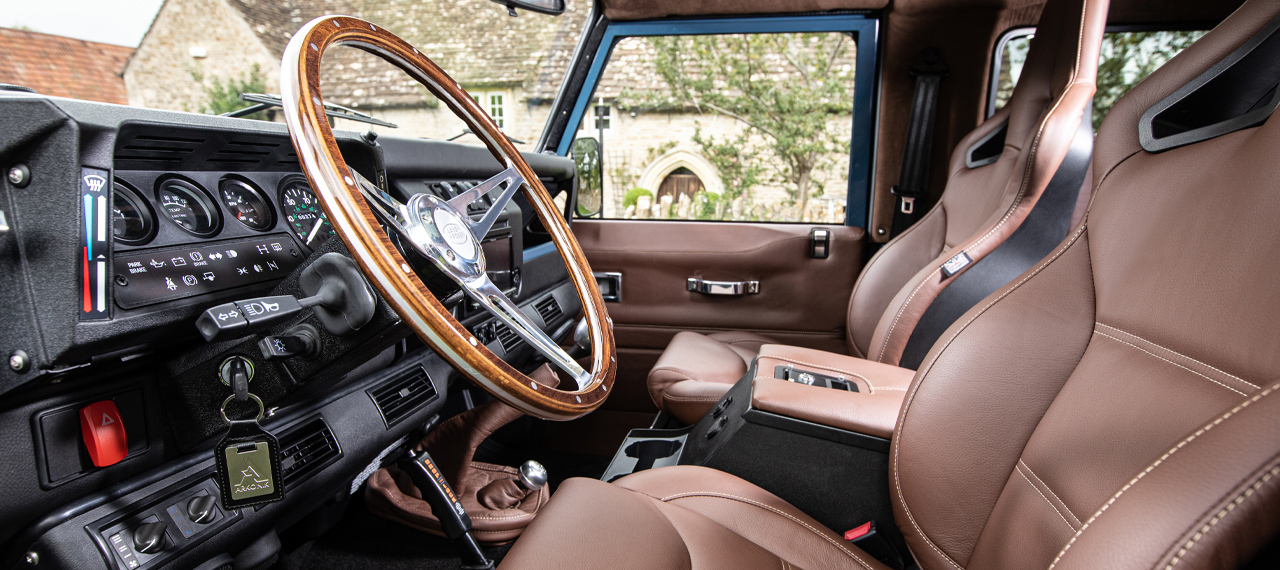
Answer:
686;278;760;296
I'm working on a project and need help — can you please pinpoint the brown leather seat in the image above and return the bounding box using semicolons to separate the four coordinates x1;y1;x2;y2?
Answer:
501;0;1280;566
648;0;1101;425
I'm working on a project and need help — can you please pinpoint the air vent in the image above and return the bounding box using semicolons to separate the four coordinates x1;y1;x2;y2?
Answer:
114;134;206;165
367;365;438;428
535;296;562;324
494;322;521;353
278;417;340;487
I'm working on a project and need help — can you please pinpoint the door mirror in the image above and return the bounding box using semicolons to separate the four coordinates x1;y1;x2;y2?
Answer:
572;137;603;217
490;0;565;16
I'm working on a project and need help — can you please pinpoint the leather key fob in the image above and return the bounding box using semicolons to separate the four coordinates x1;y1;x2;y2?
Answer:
214;419;284;510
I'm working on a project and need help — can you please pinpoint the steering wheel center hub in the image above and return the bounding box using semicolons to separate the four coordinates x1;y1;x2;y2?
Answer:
434;208;476;259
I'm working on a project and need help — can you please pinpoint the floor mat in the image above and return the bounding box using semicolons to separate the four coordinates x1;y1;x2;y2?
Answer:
276;492;513;570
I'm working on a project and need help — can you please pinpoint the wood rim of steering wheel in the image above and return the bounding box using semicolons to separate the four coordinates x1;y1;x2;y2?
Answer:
278;15;615;421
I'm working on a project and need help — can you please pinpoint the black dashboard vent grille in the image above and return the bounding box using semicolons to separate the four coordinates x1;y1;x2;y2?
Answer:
535;296;562;324
367;365;438;428
278;417;340;488
494;322;521;353
205;140;281;167
115;134;206;165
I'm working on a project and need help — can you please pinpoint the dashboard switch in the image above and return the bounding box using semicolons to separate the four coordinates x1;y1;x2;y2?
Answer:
132;521;167;554
80;400;128;467
258;324;320;361
187;494;218;524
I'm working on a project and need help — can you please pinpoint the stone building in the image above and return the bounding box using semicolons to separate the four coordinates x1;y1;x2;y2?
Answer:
124;0;856;222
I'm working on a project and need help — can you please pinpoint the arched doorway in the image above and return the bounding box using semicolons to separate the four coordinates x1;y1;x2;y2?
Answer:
657;167;706;201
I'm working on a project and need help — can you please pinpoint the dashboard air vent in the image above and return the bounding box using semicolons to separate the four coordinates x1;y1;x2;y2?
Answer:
367;365;438;428
535;296;562;324
114;134;206;165
494;322;521;353
278;417;340;487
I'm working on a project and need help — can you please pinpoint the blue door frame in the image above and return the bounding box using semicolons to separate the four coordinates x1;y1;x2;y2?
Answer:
552;14;880;228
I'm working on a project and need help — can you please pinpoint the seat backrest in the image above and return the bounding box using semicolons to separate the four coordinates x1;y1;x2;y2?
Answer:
845;0;1105;367
891;1;1280;568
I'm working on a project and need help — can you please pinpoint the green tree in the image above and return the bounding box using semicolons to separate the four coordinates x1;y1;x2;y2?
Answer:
644;33;854;220
1093;31;1204;130
189;64;269;119
691;128;761;218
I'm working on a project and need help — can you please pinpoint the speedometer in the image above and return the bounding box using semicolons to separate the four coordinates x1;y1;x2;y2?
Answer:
279;176;334;250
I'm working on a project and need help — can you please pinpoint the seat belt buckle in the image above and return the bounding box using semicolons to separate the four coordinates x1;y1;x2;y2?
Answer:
844;521;906;570
890;185;917;215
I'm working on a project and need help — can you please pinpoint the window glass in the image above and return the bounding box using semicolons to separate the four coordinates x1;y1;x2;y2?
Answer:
576;32;858;223
991;29;1206;130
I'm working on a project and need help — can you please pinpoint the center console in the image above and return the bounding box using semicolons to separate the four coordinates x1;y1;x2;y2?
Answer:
601;345;916;567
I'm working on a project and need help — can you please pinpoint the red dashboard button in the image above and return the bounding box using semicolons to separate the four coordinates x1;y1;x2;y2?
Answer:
80;401;128;467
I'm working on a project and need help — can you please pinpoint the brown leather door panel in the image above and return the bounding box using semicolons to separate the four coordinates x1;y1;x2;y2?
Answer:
575;220;865;353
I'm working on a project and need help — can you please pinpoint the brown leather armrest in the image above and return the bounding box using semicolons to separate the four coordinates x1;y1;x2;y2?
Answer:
750;345;915;439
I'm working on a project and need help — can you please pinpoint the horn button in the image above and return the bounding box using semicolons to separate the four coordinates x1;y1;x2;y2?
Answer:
405;194;485;278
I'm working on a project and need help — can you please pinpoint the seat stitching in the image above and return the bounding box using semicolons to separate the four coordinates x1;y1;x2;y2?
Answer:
894;222;1090;570
1047;382;1280;570
1018;460;1081;526
662;395;721;403
1016;466;1077;531
1095;323;1259;389
657;491;876;570
1164;464;1280;569
1093;330;1248;397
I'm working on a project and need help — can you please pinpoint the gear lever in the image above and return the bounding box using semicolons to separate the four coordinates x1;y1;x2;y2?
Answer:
516;460;548;493
398;450;494;570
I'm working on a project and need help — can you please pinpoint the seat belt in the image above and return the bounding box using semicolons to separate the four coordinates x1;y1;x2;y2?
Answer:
890;47;948;236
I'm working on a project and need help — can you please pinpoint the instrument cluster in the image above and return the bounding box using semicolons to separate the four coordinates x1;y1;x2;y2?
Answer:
112;173;333;252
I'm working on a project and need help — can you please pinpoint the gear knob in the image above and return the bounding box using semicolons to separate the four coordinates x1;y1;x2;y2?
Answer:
517;460;548;491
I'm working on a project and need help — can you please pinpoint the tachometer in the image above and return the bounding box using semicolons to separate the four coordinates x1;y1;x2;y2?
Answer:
112;180;156;245
219;177;275;231
279;176;334;250
157;178;221;237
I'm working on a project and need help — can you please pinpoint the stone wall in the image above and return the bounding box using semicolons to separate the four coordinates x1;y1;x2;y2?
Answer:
124;0;278;113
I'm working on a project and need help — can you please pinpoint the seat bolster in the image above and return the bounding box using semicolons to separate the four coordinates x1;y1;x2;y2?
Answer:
704;331;775;362
648;331;762;422
617;466;890;570
499;476;816;570
661;379;735;426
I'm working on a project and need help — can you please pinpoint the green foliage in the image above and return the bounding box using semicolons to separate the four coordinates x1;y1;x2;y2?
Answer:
189;64;269;120
622;187;652;209
572;138;603;216
643;33;854;220
1093;30;1204;131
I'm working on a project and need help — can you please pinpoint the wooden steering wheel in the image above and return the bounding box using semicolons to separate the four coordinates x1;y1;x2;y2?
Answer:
278;15;615;420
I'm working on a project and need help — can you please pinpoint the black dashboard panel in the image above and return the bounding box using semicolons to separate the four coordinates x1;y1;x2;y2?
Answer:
0;93;580;570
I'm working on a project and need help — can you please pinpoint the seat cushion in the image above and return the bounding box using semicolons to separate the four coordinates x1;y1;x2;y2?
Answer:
499;466;889;570
647;331;774;424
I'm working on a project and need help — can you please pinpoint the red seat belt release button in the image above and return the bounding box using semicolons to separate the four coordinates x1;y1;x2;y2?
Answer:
80;400;128;467
844;521;874;541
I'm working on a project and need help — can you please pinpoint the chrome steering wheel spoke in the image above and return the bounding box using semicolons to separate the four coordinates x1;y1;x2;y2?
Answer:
349;167;409;230
448;165;525;240
466;275;592;390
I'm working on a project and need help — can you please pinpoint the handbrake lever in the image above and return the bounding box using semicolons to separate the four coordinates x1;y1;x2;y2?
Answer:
397;450;495;570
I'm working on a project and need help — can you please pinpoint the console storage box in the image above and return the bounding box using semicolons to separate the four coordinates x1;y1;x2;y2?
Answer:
602;345;915;559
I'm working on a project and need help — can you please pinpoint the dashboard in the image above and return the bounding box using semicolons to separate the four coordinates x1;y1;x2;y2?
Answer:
0;94;580;569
